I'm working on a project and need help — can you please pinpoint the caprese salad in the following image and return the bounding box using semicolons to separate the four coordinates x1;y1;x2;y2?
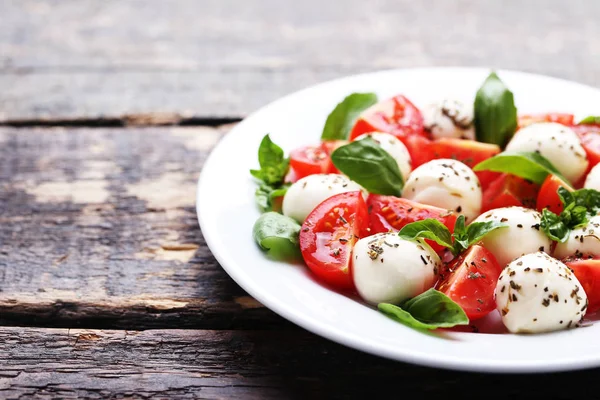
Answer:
250;71;600;335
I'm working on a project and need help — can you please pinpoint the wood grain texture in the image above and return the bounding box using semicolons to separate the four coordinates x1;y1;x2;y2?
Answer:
2;326;599;399
0;125;291;329
2;0;600;121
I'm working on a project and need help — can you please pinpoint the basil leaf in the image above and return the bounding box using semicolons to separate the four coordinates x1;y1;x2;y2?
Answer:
561;204;588;228
449;215;508;255
579;116;600;125
474;71;518;147
250;134;290;186
255;183;290;213
473;151;569;185
451;215;469;256
540;209;569;242
252;212;301;260
397;219;453;250
466;220;508;247
379;289;469;330
321;93;378;141
331;137;404;195
562;188;600;215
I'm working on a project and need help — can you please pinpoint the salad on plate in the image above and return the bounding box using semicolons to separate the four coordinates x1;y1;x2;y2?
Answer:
249;71;600;335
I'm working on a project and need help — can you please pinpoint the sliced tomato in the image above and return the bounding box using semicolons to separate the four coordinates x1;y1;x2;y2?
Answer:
320;139;348;173
518;113;575;129
289;145;331;180
403;134;435;168
481;173;540;212
366;194;457;253
284;167;299;184
430;138;501;190
436;245;502;321
299;191;368;290
564;258;600;313
349;95;426;142
536;174;574;214
572;124;600;177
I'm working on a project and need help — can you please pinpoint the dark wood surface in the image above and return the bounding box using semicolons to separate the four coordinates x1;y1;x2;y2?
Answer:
2;0;600;122
2;1;600;398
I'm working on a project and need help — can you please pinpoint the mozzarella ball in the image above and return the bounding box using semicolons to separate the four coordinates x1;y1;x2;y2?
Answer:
505;122;588;183
355;132;412;180
554;215;600;259
495;252;587;333
402;159;482;221
352;232;440;304
584;163;600;191
282;174;363;222
422;99;475;140
472;207;551;268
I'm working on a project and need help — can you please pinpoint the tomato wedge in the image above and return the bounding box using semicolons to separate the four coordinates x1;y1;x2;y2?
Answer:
436;245;502;321
403;134;434;168
320;139;347;173
349;94;426;142
518;113;575;129
366;195;457;253
536;174;573;214
289;145;331;180
572;124;600;176
481;173;540;212
564;258;600;313
430;138;501;190
299;191;368;290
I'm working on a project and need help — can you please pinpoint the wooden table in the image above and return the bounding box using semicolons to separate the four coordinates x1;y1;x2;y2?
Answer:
2;1;600;398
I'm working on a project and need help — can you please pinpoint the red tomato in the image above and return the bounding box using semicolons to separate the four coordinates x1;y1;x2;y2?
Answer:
481;173;540;212
349;95;425;141
403;134;435;168
366;195;457;253
536;174;574;214
299;191;368;290
518;113;575;129
572;124;600;175
564;258;600;313
430;138;501;190
289;145;330;179
320;139;348;173
436;245;502;321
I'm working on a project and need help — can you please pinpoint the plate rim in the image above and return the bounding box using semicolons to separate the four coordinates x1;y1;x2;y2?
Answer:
197;66;600;373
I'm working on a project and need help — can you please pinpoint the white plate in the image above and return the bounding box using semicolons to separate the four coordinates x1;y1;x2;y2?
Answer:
197;67;600;373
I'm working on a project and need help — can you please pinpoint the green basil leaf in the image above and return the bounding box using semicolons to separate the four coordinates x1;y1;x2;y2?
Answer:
451;215;469;256
557;186;575;207
473;151;569;185
540;209;569;242
561;204;588;228
564;188;600;214
331;137;403;195
252;212;301;260
474;71;518;147
255;183;290;213
397;219;453;250
321;93;378;141
579;116;600;125
379;289;469;330
250;134;290;186
466;220;508;247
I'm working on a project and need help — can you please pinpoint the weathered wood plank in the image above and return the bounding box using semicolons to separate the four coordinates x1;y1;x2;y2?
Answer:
2;0;600;121
0;125;292;329
1;326;599;399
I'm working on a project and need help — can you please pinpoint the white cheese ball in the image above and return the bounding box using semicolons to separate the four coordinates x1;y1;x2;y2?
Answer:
352;232;440;305
422;99;475;140
554;215;600;259
505;122;588;183
402;159;482;221
495;252;587;334
472;207;551;268
282;174;363;222
354;132;412;180
584;163;600;191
